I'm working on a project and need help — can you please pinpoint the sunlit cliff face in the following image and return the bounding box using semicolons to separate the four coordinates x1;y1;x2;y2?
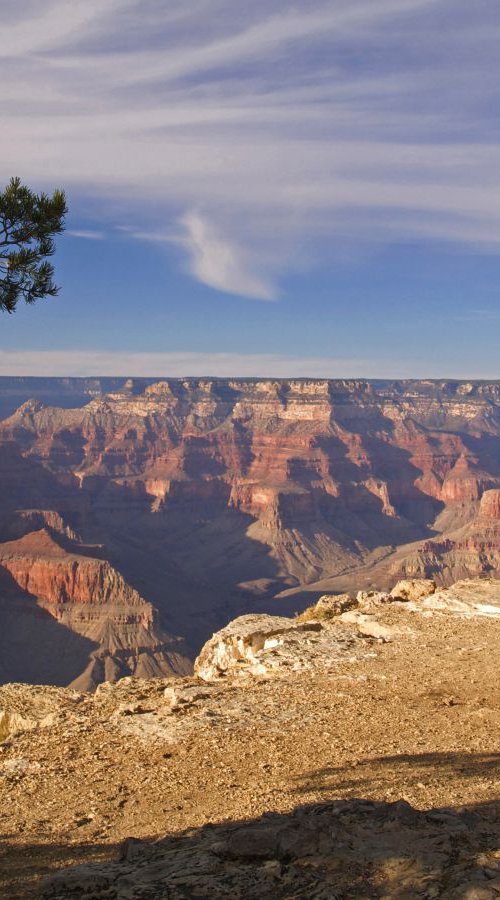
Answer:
1;378;500;688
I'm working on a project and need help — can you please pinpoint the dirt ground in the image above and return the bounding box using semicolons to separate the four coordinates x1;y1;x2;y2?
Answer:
0;602;499;898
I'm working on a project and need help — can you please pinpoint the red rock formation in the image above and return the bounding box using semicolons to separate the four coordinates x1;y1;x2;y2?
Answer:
478;489;500;522
2;377;500;677
0;529;191;689
0;530;147;610
343;487;500;590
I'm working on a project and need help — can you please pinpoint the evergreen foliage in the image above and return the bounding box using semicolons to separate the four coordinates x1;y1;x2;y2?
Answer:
0;177;67;313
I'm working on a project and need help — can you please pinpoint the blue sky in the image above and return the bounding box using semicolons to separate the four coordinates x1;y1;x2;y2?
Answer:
1;0;500;377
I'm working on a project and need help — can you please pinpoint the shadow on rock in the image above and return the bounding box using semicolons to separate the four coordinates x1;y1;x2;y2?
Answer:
293;751;500;797
0;836;117;900
35;789;500;899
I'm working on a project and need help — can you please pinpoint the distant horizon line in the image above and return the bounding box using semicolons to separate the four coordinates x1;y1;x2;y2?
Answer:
1;374;500;384
1;351;498;381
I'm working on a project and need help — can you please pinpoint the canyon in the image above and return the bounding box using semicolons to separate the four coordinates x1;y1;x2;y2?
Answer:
2;376;500;687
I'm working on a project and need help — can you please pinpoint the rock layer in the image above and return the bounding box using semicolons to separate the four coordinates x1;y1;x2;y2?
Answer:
3;378;500;683
0;529;191;689
194;614;358;681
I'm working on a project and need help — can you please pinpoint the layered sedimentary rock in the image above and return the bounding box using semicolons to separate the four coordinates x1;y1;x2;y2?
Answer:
194;614;359;681
0;376;155;421
478;488;500;521
375;489;500;588
2;377;500;684
0;529;191;689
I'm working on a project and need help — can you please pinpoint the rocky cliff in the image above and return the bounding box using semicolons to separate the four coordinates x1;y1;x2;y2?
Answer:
0;529;191;689
2;377;500;685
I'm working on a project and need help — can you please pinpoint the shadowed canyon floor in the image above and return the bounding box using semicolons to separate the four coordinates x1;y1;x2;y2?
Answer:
0;580;499;897
3;378;500;686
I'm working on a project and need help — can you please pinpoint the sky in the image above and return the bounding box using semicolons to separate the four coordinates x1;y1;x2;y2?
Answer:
1;0;500;378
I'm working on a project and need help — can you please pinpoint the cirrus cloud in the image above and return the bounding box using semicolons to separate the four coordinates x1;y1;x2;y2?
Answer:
2;0;500;299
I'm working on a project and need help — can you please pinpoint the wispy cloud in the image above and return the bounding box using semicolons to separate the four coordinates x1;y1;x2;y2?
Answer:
2;0;500;298
54;0;439;89
1;349;496;380
67;229;105;240
0;0;135;58
179;212;276;300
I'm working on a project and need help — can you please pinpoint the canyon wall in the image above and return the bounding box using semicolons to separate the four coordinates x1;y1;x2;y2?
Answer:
1;377;500;685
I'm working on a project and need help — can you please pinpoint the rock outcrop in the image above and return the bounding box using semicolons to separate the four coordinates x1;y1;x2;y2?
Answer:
195;578;500;680
390;578;437;601
407;579;500;617
0;683;84;741
194;614;359;681
478;488;500;522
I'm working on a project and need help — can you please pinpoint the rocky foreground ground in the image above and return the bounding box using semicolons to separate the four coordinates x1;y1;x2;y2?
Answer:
0;579;499;898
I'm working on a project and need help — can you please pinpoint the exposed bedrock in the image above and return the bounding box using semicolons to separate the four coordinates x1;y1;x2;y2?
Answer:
2;378;500;683
478;488;500;521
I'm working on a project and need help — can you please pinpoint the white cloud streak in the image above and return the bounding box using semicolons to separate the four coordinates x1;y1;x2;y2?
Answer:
179;212;276;300
51;0;439;89
67;229;105;240
1;0;500;297
1;350;496;380
0;0;135;58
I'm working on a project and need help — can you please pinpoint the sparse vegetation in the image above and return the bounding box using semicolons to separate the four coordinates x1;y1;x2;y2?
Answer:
296;593;358;622
296;604;336;623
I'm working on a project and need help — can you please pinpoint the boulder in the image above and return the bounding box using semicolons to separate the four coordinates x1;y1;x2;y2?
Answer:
340;611;394;642
194;614;358;681
390;579;436;602
356;590;392;607
194;614;322;681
